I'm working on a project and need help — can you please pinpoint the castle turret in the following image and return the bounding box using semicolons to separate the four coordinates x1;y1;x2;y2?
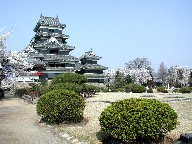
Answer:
77;49;107;83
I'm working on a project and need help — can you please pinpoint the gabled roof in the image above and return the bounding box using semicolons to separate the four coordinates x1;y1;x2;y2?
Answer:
80;49;101;60
20;46;37;53
18;46;44;58
33;37;75;51
34;14;66;32
17;46;37;58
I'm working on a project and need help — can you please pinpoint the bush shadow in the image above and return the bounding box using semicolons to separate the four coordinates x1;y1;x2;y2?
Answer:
96;130;166;144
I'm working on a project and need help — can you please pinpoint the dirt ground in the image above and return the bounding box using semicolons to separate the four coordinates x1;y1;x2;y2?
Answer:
0;96;67;144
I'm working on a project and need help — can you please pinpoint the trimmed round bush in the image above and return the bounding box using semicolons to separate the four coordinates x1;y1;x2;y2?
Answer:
132;84;146;93
124;84;133;93
157;87;168;93
48;82;83;94
125;84;146;93
51;73;87;85
82;84;99;94
99;98;177;143
179;87;191;93
36;89;85;124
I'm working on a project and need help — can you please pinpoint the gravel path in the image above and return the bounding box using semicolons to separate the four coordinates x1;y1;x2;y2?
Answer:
0;96;67;144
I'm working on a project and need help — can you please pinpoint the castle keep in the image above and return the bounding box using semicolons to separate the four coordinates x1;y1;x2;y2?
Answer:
19;14;107;83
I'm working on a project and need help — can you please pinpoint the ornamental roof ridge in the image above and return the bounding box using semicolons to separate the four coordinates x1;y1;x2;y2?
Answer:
45;37;75;50
48;37;62;46
80;49;101;60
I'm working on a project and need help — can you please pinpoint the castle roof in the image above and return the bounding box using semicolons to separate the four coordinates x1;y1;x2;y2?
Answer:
18;46;44;58
33;37;75;51
43;54;79;62
80;64;107;70
34;14;66;32
80;49;101;60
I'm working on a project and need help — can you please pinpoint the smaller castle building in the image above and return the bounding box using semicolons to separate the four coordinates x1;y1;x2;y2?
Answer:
77;49;107;83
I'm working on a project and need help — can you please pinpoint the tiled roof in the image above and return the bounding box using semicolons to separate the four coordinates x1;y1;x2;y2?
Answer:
19;46;37;54
80;64;107;70
43;54;79;62
80;49;101;60
18;46;44;58
35;32;69;38
28;53;44;58
33;37;75;50
34;14;66;32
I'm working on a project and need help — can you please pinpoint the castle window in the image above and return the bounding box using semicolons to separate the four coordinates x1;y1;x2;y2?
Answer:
50;49;58;54
49;29;54;32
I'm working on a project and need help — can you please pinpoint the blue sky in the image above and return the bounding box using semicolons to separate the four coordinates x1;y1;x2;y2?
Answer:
0;0;192;71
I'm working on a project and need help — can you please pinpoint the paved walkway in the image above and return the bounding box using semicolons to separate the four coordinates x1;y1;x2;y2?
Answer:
0;95;67;144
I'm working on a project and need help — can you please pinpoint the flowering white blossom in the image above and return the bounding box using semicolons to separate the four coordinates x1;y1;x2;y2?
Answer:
125;57;153;85
0;29;34;89
127;68;152;85
167;65;190;87
0;28;11;50
104;66;152;86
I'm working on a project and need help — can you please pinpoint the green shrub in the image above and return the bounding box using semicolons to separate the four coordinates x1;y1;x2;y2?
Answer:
179;87;191;93
48;82;83;94
51;73;87;85
108;85;117;92
99;98;177;143
124;84;134;93
132;85;146;93
110;88;118;92
147;88;153;93
38;85;49;96
116;88;125;92
82;84;99;94
99;87;109;92
36;89;85;124
157;87;168;93
125;84;146;93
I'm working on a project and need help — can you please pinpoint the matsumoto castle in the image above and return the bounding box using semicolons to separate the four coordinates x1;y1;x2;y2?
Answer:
18;14;107;83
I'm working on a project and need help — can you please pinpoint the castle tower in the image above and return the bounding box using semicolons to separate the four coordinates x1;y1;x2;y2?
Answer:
77;49;107;83
25;14;79;79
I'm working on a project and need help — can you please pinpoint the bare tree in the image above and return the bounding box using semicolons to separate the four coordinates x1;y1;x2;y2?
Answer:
157;62;167;86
